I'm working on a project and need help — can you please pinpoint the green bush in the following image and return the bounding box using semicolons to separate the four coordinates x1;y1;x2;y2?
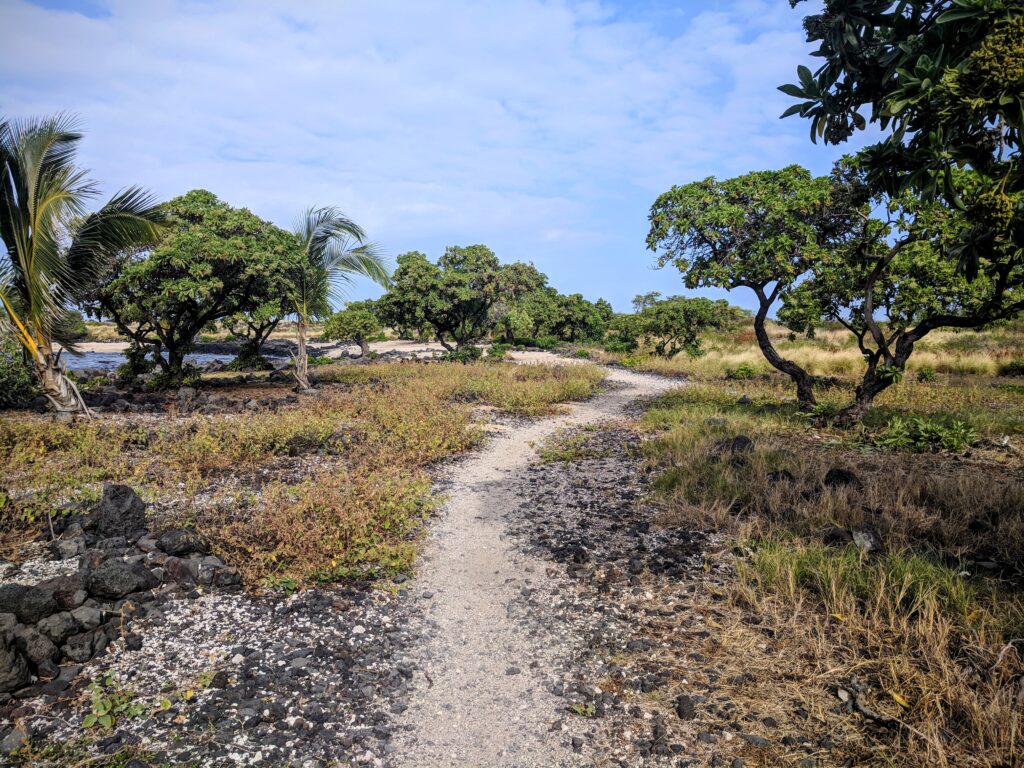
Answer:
115;343;155;383
0;339;38;409
227;345;273;371
573;349;591;359
916;366;937;382
725;362;760;380
999;359;1024;377
486;344;512;361
603;339;636;353
442;346;483;364
535;336;561;350
874;416;976;453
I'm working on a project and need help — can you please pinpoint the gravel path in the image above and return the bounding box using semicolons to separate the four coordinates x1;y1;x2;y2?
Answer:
392;359;678;767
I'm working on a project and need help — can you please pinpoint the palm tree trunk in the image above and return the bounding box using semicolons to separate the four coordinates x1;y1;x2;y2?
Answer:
34;345;91;416
294;317;311;390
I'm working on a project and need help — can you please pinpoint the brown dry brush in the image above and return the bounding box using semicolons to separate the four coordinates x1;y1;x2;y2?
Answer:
643;405;1024;767
0;360;605;586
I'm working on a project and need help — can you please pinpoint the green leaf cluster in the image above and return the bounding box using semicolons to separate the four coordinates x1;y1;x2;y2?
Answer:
89;189;303;381
782;0;1023;279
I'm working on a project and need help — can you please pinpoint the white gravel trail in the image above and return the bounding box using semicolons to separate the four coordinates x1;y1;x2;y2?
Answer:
392;355;678;767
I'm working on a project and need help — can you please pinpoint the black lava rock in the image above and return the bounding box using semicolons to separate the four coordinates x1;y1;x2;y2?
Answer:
87;484;147;538
0;631;30;693
823;468;860;488
730;435;755;454
674;693;697;720
0;584;58;624
157;528;208;557
86;560;159;599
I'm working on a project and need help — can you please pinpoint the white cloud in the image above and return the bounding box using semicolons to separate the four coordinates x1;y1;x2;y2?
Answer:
0;0;853;309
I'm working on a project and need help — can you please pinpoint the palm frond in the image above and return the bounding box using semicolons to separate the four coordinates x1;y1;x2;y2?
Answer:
65;186;165;296
293;206;390;316
0;113;163;355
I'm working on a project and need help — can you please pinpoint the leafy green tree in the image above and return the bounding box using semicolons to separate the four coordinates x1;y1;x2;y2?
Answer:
782;0;1023;278
639;296;735;358
429;245;504;350
594;298;615;324
225;299;287;370
632;291;663;313
518;286;562;339
550;293;607;342
376;251;437;340
90;190;300;384
646;165;833;405
290;207;388;390
607;313;642;351
0;115;164;412
492;262;550;343
322;300;382;357
379;245;504;351
780;164;1024;422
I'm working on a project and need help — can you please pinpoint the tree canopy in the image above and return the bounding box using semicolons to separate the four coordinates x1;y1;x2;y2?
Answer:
322;300;383;357
90;189;302;381
782;0;1023;278
646;165;833;404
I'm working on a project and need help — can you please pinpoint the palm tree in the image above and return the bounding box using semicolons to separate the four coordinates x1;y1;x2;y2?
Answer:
0;114;164;415
291;207;389;390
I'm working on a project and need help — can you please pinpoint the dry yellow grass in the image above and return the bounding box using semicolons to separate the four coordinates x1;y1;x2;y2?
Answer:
0;359;605;585
638;384;1024;767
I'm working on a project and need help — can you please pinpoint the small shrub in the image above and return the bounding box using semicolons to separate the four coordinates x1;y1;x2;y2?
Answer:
115;343;155;383
998;359;1024;377
82;673;145;729
227;347;272;371
308;355;333;366
603;339;635;353
915;366;936;382
534;336;561;350
725;362;759;380
148;365;201;390
874;416;976;453
573;349;591;359
0;339;38;409
486;343;512;361
442;347;483;363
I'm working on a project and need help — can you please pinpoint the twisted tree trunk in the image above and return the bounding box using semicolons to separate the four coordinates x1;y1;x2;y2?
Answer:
752;291;816;407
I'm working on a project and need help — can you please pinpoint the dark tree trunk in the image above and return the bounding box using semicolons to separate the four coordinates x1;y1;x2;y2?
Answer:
359;339;370;357
752;296;816;407
835;371;896;426
166;347;186;382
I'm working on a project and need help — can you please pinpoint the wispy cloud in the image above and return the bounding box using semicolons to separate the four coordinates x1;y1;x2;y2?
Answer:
0;0;857;310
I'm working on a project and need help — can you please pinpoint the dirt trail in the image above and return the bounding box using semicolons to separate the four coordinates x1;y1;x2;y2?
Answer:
393;355;678;767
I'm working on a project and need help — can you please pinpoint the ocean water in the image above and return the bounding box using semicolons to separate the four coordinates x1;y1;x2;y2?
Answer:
65;351;245;372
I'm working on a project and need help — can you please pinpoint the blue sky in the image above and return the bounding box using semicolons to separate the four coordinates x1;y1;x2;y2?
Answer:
0;0;870;312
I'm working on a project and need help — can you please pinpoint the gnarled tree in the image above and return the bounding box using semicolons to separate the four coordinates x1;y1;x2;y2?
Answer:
781;166;1024;423
90;190;300;385
646;165;833;406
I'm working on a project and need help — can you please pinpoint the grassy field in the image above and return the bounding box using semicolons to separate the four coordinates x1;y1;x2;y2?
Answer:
587;321;1024;767
0;360;604;588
